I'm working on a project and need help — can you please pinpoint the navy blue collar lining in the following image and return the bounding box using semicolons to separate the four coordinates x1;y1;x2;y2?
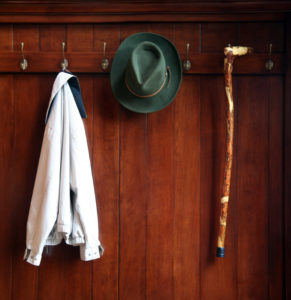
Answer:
46;72;87;122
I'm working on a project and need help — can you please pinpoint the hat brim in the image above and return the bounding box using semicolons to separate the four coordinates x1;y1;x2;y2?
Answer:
110;32;182;113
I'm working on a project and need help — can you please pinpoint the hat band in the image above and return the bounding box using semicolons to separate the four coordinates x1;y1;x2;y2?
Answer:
125;67;170;98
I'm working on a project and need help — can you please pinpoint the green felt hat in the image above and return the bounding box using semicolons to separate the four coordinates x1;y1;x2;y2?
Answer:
110;32;182;113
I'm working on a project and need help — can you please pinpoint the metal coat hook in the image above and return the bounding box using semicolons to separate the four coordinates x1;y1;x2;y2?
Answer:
101;42;109;71
60;42;69;71
183;43;191;71
20;42;28;71
265;43;274;71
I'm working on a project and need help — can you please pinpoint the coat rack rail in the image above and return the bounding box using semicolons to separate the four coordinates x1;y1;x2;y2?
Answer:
0;52;284;74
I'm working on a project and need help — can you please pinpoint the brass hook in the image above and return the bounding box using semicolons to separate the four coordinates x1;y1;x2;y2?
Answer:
265;43;274;71
183;43;191;71
60;42;68;71
101;42;109;71
20;42;28;71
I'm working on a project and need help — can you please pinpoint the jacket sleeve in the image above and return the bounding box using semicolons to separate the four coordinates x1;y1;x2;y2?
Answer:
69;93;103;261
24;92;63;266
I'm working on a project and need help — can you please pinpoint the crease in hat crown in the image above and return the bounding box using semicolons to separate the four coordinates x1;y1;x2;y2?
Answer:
125;41;167;97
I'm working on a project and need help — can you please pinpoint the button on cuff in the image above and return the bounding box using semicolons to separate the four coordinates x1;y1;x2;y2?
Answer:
24;249;42;266
80;245;103;261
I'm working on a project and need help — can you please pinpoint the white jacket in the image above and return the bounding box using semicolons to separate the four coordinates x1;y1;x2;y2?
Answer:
24;72;103;266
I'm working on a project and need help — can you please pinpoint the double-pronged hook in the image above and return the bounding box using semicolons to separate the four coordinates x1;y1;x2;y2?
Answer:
183;43;191;71
101;42;109;71
60;42;69;71
20;42;28;71
265;43;274;71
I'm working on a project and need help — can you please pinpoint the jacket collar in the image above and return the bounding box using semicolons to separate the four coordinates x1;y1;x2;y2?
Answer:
45;72;87;123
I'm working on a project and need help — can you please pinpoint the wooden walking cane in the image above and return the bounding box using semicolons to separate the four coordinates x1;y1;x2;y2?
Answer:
216;45;253;258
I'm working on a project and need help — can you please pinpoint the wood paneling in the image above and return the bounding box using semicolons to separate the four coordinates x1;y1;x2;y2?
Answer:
67;24;93;52
0;24;12;50
11;75;46;300
200;76;237;300
92;76;119;300
146;104;174;300
284;15;291;300
14;24;39;51
173;76;200;300
268;76;283;300
0;15;287;300
0;75;13;299
201;23;237;53
39;24;66;51
237;77;269;300
119;108;147;300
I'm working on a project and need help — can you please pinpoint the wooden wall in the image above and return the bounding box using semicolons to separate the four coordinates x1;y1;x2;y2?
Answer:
0;2;289;300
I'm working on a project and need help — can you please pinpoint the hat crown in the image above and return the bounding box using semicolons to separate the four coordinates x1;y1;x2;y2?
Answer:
125;41;166;97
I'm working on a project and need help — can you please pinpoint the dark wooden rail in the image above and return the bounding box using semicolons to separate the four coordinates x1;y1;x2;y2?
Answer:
0;52;284;74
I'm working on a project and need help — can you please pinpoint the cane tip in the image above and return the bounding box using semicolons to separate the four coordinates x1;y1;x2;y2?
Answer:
216;247;225;258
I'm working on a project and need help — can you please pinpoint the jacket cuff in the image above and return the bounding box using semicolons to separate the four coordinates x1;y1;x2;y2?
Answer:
24;249;42;266
80;244;104;261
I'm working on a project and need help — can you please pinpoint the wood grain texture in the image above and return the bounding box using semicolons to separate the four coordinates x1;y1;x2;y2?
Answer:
146;103;174;300
175;23;200;67
67;24;93;52
173;76;200;300
284;14;291;300
0;75;14;299
146;23;175;41
120;23;147;42
93;24;120;53
237;77;268;300
13;24;39;51
268;76;283;300
200;76;237;300
39;24;66;51
201;23;237;53
238;22;284;53
119;108;147;300
0;16;287;300
11;75;46;300
92;76;119;300
0;24;12;50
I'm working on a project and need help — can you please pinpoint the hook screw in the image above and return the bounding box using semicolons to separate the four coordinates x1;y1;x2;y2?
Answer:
183;43;191;71
60;42;68;71
20;42;28;71
101;42;109;71
265;43;274;71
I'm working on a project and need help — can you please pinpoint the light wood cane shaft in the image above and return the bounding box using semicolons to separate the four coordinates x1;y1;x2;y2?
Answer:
217;46;253;258
217;53;234;254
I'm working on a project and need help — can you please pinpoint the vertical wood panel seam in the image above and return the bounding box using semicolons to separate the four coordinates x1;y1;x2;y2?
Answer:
199;74;202;300
117;24;121;300
10;74;15;300
233;77;239;300
172;23;175;300
118;24;121;300
199;23;202;53
38;24;40;52
171;94;175;300
117;105;121;300
282;15;289;300
12;24;14;51
267;76;271;300
198;75;202;300
91;76;94;300
145;113;148;300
